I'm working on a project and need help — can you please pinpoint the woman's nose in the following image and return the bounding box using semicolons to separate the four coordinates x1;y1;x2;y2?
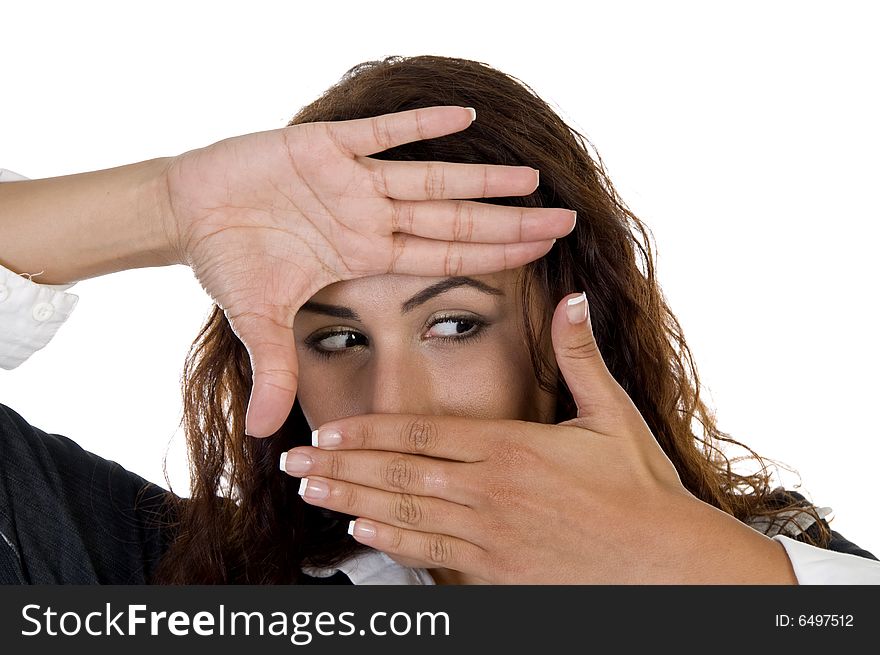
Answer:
366;353;434;416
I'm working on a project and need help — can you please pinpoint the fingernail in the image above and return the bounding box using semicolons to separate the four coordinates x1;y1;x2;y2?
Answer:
348;519;377;540
465;107;476;121
567;210;577;235
566;292;587;324
281;451;313;476
312;428;342;448
298;477;329;500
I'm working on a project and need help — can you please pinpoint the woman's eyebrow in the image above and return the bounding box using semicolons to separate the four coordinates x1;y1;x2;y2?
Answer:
299;277;504;321
400;276;504;314
298;302;361;321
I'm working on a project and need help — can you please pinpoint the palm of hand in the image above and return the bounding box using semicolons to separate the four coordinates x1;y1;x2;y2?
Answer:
155;107;569;437
166;124;389;311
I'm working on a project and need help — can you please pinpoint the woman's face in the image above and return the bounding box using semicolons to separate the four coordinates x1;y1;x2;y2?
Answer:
293;268;558;429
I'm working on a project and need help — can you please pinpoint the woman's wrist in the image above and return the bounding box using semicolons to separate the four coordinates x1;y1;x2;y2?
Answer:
668;496;799;584
0;156;181;285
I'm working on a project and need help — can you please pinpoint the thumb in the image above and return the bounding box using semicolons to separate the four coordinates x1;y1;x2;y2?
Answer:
232;314;299;438
551;291;626;431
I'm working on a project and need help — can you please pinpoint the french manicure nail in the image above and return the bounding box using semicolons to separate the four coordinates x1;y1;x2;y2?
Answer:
466;107;476;121
298;477;329;500
566;292;587;325
312;428;342;448
348;519;377;540
281;451;313;476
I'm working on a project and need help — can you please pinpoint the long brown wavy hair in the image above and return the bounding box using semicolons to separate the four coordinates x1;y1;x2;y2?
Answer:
151;55;830;583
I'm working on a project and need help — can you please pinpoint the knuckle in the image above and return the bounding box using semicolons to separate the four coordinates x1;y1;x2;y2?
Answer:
559;334;602;362
423;163;434;198
383;456;418;491
452;202;464;241
327;452;346;481
414;108;429;141
390;201;402;232
339;483;359;512
483;479;523;509
354;421;377;450
388;526;405;552
424;163;446;200
402;417;438;454
401;201;416;232
424;534;452;565
452;202;475;242
492;439;537;472
392;493;423;526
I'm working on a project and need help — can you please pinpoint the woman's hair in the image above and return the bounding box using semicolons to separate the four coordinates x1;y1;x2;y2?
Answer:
151;55;830;583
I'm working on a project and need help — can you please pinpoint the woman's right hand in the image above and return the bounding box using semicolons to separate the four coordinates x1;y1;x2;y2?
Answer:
159;106;576;438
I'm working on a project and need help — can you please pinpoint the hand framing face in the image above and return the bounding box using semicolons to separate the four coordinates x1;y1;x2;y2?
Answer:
282;292;792;583
162;106;576;437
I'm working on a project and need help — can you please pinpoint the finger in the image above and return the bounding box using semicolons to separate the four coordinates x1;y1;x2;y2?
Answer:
281;446;476;505
325;106;477;157
387;198;576;243
227;310;299;438
297;475;481;541
347;517;489;575
364;159;539;200
550;292;635;433
385;233;555;276
311;413;521;462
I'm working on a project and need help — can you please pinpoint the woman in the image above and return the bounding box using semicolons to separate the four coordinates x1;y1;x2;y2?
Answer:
149;55;880;584
0;52;873;584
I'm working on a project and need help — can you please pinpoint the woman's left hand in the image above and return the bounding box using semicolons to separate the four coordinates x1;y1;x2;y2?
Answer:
282;292;797;583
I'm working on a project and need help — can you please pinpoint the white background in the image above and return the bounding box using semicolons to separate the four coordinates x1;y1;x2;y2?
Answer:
2;1;878;559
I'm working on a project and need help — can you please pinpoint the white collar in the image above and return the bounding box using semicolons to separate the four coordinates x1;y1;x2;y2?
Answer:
302;549;435;585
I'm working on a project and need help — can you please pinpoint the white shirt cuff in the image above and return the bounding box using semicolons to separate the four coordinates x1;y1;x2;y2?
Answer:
0;263;79;370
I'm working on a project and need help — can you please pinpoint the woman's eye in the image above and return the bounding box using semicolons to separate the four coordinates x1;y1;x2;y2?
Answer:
425;316;485;341
310;330;367;354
